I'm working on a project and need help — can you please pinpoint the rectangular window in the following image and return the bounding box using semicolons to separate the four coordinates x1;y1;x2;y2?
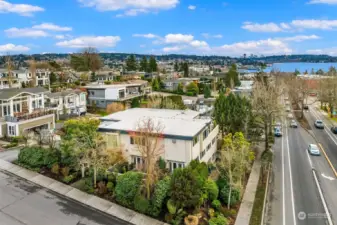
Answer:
8;125;16;136
39;100;42;107
3;105;8;116
193;135;199;146
207;143;211;151
212;137;216;145
169;161;185;172
130;137;134;144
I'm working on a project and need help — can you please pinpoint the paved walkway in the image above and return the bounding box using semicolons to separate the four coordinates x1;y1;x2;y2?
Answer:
0;159;167;225
234;147;262;225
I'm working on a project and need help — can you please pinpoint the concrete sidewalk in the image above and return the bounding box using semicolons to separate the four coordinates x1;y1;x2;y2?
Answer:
234;149;262;225
0;159;167;225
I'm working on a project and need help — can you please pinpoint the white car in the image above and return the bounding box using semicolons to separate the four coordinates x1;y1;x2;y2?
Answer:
290;120;298;128
314;120;324;129
308;144;320;156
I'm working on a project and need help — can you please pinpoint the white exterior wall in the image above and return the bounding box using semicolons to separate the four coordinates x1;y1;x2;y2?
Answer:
105;87;125;100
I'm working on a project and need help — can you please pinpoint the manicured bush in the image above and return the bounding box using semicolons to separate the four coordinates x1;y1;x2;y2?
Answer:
205;178;219;201
167;199;177;214
211;199;221;211
150;176;171;217
189;160;208;180
115;171;143;208
107;181;114;193
208;213;228;225
134;194;150;214
18;147;58;169
62;175;74;184
220;185;240;206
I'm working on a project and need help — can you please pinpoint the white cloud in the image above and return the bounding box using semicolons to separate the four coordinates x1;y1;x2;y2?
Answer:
216;39;292;56
163;46;185;53
291;19;337;30
0;0;44;16
306;48;337;55
78;0;179;16
188;5;196;10
140;44;146;48
5;27;48;38
280;23;291;29
32;23;72;31
190;40;209;48
133;33;158;39
55;35;65;39
202;33;223;39
279;35;320;42
242;22;284;32
165;34;194;44
308;0;337;4
56;36;121;48
0;43;30;52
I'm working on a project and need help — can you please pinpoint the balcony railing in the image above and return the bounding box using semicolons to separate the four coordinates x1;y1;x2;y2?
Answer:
5;109;54;122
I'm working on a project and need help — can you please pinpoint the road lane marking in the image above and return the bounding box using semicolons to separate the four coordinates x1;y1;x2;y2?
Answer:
322;173;335;181
285;124;297;225
318;143;337;178
312;170;334;225
282;121;286;225
306;149;313;169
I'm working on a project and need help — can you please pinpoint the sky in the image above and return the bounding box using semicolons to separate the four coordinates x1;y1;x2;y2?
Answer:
2;0;337;56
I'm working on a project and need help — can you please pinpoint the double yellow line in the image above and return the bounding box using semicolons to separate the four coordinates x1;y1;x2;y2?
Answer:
318;143;337;178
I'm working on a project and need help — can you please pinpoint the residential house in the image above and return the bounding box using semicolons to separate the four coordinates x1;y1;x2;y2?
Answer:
85;80;151;108
163;78;199;92
98;108;219;171
0;87;55;137
45;89;87;118
96;71;117;84
14;68;50;87
0;69;23;89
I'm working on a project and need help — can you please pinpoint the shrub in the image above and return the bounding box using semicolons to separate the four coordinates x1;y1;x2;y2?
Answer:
134;194;150;214
212;200;221;211
62;175;74;184
104;81;112;85
150;176;171;217
18;147;58;169
220;185;240;206
208;214;228;225
107;181;114;193
205;179;219;201
4;142;18;149
51;163;60;175
96;181;108;195
115;171;143;208
61;167;70;177
167;199;177;214
216;176;228;191
189;160;208;180
184;215;199;225
74;81;80;86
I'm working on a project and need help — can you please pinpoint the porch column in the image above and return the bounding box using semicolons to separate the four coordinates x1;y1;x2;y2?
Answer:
9;100;14;116
27;96;33;113
41;94;45;109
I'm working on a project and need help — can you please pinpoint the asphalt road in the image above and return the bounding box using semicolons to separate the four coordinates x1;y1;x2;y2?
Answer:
267;98;334;225
0;170;131;225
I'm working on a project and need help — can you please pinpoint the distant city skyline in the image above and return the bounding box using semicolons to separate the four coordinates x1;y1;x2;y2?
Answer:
2;0;337;56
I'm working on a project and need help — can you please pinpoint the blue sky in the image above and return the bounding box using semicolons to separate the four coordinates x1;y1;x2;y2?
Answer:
2;0;337;56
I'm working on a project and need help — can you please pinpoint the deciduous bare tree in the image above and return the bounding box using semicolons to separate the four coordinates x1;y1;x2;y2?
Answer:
106;102;125;114
130;117;165;199
28;58;37;87
5;55;14;88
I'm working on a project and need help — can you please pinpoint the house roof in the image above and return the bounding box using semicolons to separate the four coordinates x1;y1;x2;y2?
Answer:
99;108;210;138
0;87;48;100
46;89;84;98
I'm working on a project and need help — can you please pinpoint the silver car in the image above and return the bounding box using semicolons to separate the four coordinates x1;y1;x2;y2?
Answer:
308;144;320;156
314;120;324;129
290;120;298;128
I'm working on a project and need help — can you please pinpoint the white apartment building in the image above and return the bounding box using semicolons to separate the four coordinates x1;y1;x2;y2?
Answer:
98;108;219;171
45;90;87;118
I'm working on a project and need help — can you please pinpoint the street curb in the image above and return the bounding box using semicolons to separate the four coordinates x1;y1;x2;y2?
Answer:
318;143;337;178
0;159;167;225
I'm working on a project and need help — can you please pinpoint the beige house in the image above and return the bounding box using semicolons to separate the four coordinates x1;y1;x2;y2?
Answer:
0;87;55;137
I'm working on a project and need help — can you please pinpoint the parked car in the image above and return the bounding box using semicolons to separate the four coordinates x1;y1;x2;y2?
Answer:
331;126;337;134
314;120;324;129
290;120;298;128
307;144;320;156
275;128;282;137
303;105;309;110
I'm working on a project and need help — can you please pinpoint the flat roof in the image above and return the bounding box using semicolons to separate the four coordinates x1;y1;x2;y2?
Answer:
85;80;148;89
99;108;210;138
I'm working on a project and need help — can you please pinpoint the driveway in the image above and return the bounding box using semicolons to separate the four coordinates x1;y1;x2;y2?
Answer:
0;170;131;225
0;149;20;162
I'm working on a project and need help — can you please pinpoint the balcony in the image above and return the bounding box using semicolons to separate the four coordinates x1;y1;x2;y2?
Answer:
5;109;54;123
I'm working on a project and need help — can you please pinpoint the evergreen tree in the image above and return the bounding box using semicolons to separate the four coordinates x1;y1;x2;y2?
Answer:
294;69;301;76
131;97;141;108
125;55;138;71
152;78;160;91
174;61;179;72
225;64;240;88
139;56;148;72
49;72;57;85
91;72;97;82
204;85;211;98
183;62;189;77
148;56;158;72
177;82;184;94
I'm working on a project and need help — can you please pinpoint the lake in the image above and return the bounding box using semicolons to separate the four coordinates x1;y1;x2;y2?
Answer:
266;62;337;73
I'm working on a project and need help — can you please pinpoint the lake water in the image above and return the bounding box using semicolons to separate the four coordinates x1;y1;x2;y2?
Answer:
266;62;337;73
